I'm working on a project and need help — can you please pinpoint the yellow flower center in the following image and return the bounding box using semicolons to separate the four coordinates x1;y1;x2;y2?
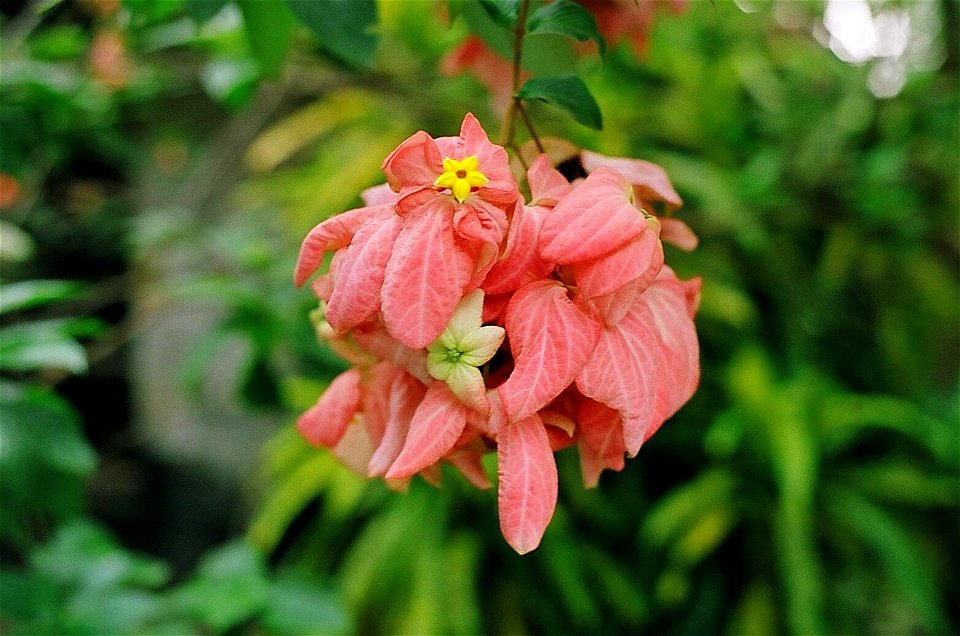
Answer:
434;156;488;203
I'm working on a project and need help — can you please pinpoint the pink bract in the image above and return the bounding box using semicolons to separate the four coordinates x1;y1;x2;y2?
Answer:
294;115;701;555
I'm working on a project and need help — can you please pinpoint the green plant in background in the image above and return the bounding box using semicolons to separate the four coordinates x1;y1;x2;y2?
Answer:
1;0;957;634
0;519;348;634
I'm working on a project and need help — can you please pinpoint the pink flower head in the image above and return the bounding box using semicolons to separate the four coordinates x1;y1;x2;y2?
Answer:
295;114;521;350
577;0;688;57
294;120;701;555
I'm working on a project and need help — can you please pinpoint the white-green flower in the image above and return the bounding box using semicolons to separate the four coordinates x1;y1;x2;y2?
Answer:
427;289;505;413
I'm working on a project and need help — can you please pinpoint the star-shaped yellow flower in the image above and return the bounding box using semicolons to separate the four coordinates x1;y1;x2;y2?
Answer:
434;155;488;203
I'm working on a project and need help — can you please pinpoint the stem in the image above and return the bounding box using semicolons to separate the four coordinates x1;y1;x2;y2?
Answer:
515;98;545;154
509;144;530;171
498;0;532;147
511;0;531;94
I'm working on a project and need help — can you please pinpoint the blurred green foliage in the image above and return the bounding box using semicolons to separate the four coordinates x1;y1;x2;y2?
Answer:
1;0;957;634
0;520;349;634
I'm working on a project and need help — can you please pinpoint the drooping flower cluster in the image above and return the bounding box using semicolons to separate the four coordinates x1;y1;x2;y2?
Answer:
295;114;700;554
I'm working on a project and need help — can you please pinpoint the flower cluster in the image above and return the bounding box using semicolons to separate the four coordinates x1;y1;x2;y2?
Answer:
295;114;700;554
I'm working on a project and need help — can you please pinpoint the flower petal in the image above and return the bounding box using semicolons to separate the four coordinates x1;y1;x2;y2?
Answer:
539;168;646;264
446;289;484;340
386;381;469;479
498;414;558;555
381;201;473;349
426;352;456;381
458;325;505;366
296;368;362;448
497;281;602;422
445;362;489;413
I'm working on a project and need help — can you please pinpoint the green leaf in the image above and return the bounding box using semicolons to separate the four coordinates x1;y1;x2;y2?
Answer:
0;280;81;315
286;0;379;68
642;468;737;547
479;0;520;30
520;32;578;76
0;320;90;374
239;0;294;79
33;520;170;590
261;573;351;634
200;58;260;109
518;75;603;130
459;0;512;58
183;0;229;24
827;487;949;633
0;221;35;262
461;2;578;76
29;25;89;61
171;541;269;632
527;0;605;57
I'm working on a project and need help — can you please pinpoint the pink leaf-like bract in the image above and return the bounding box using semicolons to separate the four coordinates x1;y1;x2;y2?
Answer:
642;269;701;427
498;281;601;422
452;196;509;247
360;183;399;207
326;214;402;333
294;205;393;287
368;371;426;477
386;381;469;479
332;421;375;475
381;130;443;191
455;113;517;206
527;154;572;207
297;368;362;448
580;277;642;327
539;168;645;264
576;299;665;456
448;447;492;489
570;220;663;299
360;362;400;447
483;204;552;295
351;323;431;384
577;399;626;488
581;150;683;209
660;217;699;251
498;414;558;555
381;201;472;349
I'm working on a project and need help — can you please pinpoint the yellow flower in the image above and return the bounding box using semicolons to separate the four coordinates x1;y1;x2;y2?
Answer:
434;155;488;203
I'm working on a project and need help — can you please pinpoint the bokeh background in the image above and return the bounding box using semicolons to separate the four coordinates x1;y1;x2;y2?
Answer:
1;0;957;634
